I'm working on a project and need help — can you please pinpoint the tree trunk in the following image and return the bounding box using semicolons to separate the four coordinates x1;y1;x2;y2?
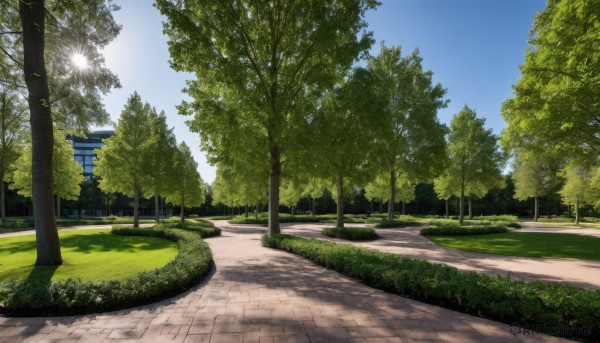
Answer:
468;197;472;219
1;177;6;224
567;204;571;218
55;196;60;218
459;186;465;225
312;197;316;216
133;185;139;228
401;201;406;215
336;173;344;228
387;168;395;221
155;195;160;222
533;196;539;222
445;199;449;218
575;197;580;225
370;199;374;215
20;0;62;265
268;147;281;235
255;204;259;219
245;204;248;219
180;204;185;223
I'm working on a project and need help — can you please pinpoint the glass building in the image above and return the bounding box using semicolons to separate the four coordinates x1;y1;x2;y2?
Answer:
69;130;113;180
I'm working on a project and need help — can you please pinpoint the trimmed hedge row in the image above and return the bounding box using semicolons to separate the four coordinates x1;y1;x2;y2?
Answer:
156;220;221;238
321;227;378;241
0;227;213;316
375;220;422;228
261;234;599;341
421;225;509;235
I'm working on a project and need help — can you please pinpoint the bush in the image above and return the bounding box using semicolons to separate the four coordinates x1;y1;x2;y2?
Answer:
261;234;600;341
229;215;322;225
156;221;221;238
321;227;378;241
420;225;508;235
0;227;213;316
375;220;421;228
105;215;118;221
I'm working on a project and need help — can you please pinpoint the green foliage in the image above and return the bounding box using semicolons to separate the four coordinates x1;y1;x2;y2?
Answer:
9;129;84;200
261;234;600;341
374;220;421;228
0;89;27;195
421;225;508;236
156;221;221;238
512;150;563;201
0;227;212;316
428;232;600;260
559;163;595;207
321;227;377;241
164;142;205;215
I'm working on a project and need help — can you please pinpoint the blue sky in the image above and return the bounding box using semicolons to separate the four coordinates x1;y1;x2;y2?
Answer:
99;0;546;184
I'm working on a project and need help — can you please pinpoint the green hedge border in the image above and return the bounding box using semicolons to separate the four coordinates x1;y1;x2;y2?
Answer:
375;220;422;228
420;225;509;235
321;227;378;241
0;227;214;316
262;234;599;341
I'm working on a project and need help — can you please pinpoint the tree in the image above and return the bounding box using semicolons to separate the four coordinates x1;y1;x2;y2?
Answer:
94;93;152;228
165;142;205;222
558;163;595;225
591;167;600;210
446;106;505;224
309;67;381;227
368;44;448;221
512;150;563;221
433;173;456;218
366;174;415;216
2;0;120;265
10;129;84;213
502;0;600;164
156;0;379;235
141;110;177;222
0;87;28;224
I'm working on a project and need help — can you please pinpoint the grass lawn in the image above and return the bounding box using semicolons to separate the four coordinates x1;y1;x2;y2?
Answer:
0;229;178;282
427;232;600;260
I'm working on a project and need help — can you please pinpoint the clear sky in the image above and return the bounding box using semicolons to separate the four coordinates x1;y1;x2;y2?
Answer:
99;0;546;184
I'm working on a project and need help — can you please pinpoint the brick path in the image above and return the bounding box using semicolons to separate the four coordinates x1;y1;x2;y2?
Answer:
0;222;570;342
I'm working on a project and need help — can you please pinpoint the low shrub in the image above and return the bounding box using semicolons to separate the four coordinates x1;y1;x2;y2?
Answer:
420;225;508;235
191;218;215;227
321;227;378;241
156;221;221;238
0;227;212;316
477;215;518;222
375;220;421;228
261;234;599;341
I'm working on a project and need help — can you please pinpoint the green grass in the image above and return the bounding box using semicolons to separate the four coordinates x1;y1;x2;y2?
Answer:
0;217;156;231
428;232;600;260
0;229;178;282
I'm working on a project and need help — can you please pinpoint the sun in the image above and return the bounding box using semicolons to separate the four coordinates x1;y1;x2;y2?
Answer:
71;53;89;70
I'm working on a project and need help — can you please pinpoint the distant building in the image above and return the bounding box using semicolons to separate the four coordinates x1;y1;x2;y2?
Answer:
69;130;113;180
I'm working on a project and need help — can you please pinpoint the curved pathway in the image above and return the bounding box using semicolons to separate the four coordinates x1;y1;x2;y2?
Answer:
0;222;570;342
279;221;600;289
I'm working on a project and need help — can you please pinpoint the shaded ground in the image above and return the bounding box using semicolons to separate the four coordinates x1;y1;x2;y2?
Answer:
0;221;568;342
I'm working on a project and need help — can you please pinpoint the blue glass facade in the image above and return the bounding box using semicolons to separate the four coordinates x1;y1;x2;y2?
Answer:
68;131;113;180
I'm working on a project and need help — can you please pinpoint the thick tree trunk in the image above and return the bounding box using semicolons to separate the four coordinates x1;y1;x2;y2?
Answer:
336;173;344;228
459;186;465;225
575;198;580;225
468;197;472;220
268;147;281;234
533;196;539;222
20;0;62;265
387;168;395;221
155;195;160;222
55;196;60;218
1;177;6;224
133;185;139;228
445;199;449;218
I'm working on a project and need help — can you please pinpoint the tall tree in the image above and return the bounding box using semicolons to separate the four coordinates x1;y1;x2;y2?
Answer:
157;0;378;235
0;87;28;224
94;93;152;228
2;0;120;265
446;106;505;224
366;173;415;216
433;173;456;218
10;129;84;212
141;109;177;222
502;0;600;165
512;150;563;221
558;163;595;225
368;45;448;221
165;142;205;223
309;67;381;227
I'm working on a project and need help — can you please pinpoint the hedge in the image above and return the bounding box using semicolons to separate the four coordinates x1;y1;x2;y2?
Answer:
0;227;213;316
420;225;509;236
261;234;599;341
156;220;221;238
229;216;322;225
321;227;378;241
375;220;422;228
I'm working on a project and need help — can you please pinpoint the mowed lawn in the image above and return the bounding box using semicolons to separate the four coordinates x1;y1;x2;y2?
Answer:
428;232;600;260
0;229;178;282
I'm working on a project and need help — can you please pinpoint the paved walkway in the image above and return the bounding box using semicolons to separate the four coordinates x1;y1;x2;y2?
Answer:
278;221;600;290
1;221;570;342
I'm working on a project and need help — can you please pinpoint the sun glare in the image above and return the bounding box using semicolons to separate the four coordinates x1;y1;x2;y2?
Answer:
71;53;89;70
